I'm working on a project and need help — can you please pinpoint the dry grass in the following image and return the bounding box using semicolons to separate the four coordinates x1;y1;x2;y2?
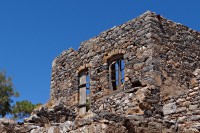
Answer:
45;100;55;108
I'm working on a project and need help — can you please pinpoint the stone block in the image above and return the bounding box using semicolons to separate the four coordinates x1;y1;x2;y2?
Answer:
189;91;198;96
177;116;187;124
189;104;199;110
191;78;198;87
176;107;187;113
193;69;200;76
126;106;144;115
135;89;146;102
163;102;176;115
189;115;200;121
134;62;145;70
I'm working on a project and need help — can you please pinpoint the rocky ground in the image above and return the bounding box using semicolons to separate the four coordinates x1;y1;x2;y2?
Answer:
1;103;200;133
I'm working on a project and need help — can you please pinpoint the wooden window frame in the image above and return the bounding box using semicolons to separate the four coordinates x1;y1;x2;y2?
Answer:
108;54;124;90
78;69;90;114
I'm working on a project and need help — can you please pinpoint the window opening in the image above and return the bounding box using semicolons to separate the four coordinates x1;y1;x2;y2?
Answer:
108;55;125;90
78;70;90;115
86;73;90;112
86;73;90;95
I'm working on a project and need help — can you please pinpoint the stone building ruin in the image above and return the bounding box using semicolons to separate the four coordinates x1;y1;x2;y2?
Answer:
1;11;200;133
45;10;200;132
50;10;200;116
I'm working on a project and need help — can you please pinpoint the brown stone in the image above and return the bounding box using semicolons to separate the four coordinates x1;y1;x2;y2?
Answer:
126;107;144;115
191;78;198;87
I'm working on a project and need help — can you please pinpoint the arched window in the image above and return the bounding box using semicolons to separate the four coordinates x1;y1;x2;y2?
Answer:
108;54;125;90
78;69;90;115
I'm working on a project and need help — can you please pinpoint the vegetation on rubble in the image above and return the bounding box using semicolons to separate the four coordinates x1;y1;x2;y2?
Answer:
12;100;42;119
0;70;41;119
0;71;19;117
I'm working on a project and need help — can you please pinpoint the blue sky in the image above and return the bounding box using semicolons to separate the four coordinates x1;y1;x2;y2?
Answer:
0;0;199;105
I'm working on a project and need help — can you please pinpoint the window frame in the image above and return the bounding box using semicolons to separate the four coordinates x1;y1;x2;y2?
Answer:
78;68;90;114
108;54;124;90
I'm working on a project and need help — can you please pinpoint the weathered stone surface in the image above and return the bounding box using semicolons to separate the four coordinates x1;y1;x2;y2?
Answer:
177;116;187;123
176;107;187;113
189;104;199;110
163;102;177;115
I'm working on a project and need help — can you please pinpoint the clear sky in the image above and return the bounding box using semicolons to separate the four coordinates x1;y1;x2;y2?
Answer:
0;0;199;105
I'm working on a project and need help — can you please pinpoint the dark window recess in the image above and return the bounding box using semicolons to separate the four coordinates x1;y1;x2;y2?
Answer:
131;80;142;88
97;69;100;73
108;55;125;90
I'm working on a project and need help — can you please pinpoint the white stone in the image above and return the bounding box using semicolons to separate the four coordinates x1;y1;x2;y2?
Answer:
194;87;199;91
59;121;74;133
193;69;200;76
146;33;152;38
124;99;129;104
99;105;104;110
48;127;55;133
177;116;187;123
163;102;176;115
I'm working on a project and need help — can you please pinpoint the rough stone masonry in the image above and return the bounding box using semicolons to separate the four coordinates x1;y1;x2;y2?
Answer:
1;10;200;133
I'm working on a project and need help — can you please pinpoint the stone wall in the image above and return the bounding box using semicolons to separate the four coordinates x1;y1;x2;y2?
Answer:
48;10;200;132
152;14;200;100
50;11;158;111
92;85;161;117
162;69;200;132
